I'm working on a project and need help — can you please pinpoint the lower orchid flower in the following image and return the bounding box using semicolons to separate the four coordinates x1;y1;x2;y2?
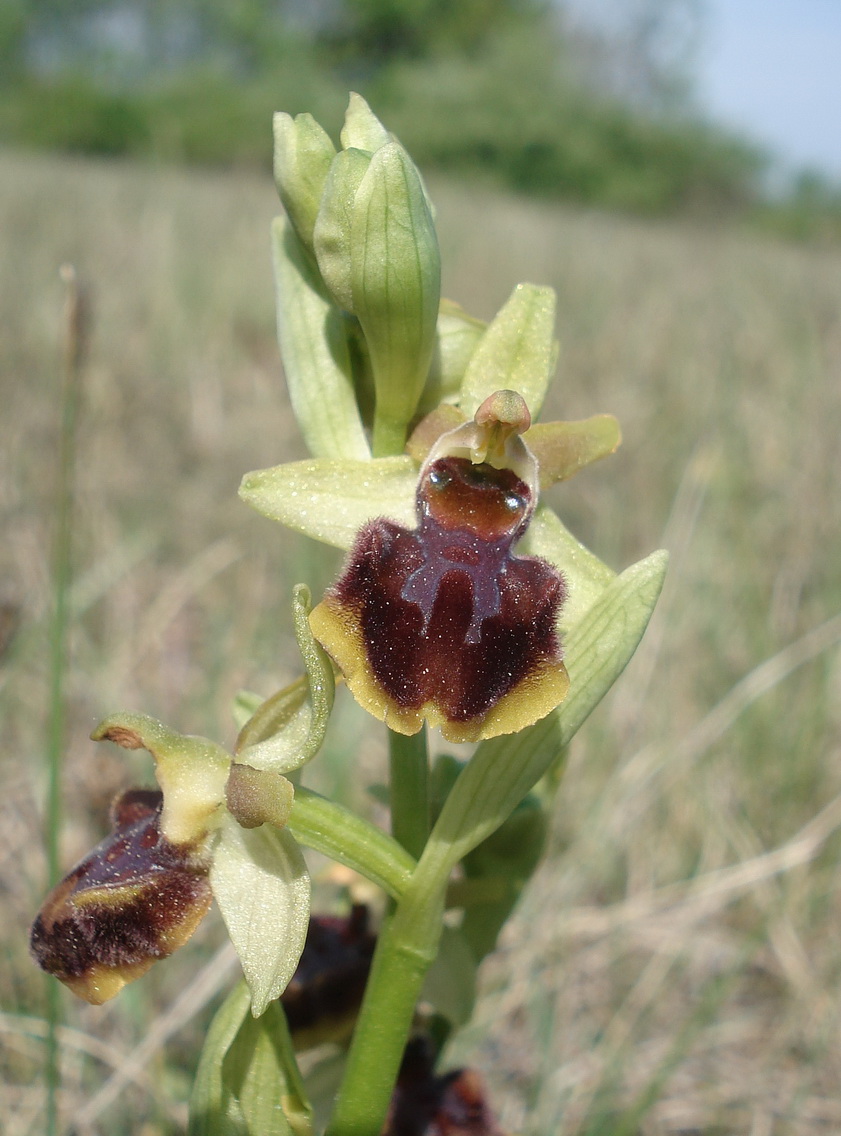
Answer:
30;587;333;1015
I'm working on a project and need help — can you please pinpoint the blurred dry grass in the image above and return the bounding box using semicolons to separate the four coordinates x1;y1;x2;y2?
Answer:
2;148;841;1135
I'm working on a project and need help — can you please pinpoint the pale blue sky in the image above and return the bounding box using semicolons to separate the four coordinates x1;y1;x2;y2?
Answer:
698;0;841;178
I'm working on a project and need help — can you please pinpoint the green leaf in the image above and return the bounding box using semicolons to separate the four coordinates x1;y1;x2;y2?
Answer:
273;111;336;251
458;283;557;420
91;712;231;846
351;142;441;455
424;550;668;871
189;981;252;1136
189;981;313;1136
211;815;311;1017
236;585;335;774
420;925;477;1028
340;91;391;152
239;455;417;550
272;216;370;460
519;505;617;632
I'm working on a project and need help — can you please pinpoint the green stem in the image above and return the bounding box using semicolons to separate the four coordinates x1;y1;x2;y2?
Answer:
45;265;84;1136
325;878;445;1136
371;415;407;459
326;799;458;1135
288;787;415;900
388;727;429;859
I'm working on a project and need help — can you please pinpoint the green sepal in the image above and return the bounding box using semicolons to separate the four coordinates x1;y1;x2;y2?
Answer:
340;91;391;152
417;299;487;417
423;550;668;873
458;283;557;420
313;147;373;314
519;504;617;632
211;814;311;1017
239;455;417;550
272;111;336;252
236;585;335;774
351;141;442;455
272;215;370;460
91;712;230;847
189;981;313;1136
459;794;548;962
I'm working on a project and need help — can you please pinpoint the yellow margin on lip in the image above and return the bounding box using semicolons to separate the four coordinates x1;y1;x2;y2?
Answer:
309;598;569;745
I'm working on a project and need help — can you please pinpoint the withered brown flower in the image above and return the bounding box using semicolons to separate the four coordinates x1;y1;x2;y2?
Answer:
30;789;213;1005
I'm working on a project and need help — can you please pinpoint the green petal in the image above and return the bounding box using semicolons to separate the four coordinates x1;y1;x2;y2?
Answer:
236;584;335;773
272;216;370;460
91;713;230;846
232;690;263;731
226;765;295;830
239;455;417;550
272;111;336;252
211;814;311;1017
458;283;557;420
519;505;617;632
526;414;621;488
351;142;441;455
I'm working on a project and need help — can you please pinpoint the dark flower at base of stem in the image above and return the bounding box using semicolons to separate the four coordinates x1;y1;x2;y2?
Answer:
383;1036;506;1136
282;904;376;1049
30;789;213;1005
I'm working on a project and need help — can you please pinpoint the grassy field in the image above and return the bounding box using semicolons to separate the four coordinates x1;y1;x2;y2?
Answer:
2;147;841;1135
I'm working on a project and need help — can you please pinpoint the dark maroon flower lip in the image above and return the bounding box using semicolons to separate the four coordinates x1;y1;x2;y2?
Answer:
310;395;570;742
30;788;213;1005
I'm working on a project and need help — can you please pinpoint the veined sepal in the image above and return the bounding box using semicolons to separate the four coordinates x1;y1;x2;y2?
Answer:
211;815;311;1017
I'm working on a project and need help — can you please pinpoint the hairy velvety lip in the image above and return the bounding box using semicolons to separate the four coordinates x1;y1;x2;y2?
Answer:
30;789;213;1005
311;445;569;744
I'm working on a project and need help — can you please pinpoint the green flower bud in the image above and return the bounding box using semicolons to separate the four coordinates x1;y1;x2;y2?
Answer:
350;141;441;455
312;147;373;314
272;111;336;253
340;90;392;152
313;96;441;457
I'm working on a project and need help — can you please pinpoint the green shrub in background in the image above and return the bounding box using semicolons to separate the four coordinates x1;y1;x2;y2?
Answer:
3;0;839;235
371;28;764;215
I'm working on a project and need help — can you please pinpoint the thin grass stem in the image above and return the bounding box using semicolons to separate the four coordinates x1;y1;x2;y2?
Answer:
44;265;86;1136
